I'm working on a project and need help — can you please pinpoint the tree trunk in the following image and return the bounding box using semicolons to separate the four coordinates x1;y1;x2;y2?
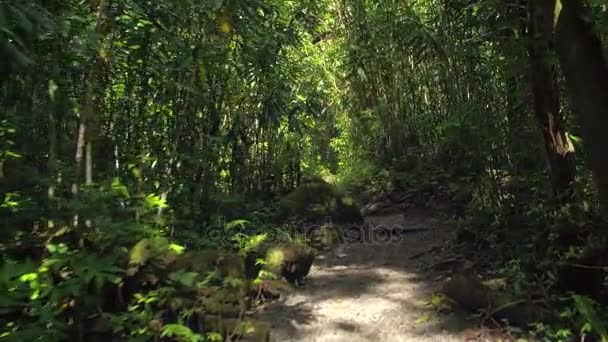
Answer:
527;0;576;201
554;0;608;211
73;0;110;228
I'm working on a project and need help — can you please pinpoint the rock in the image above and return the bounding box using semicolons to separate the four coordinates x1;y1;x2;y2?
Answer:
279;180;364;224
442;273;551;327
173;250;246;281
441;273;496;311
127;237;179;276
200;293;243;317
265;243;315;285
172;250;248;317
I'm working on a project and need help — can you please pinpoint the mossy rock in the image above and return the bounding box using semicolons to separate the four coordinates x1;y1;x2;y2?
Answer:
126;237;180;276
172;250;248;317
265;243;315;285
173;250;246;280
441;273;496;312
442;273;551;327
279;180;364;224
200;289;243;317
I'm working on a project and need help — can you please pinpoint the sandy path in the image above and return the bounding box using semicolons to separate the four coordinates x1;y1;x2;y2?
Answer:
258;210;471;342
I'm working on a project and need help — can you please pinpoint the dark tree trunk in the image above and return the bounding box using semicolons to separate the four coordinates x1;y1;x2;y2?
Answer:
527;0;576;201
554;0;608;211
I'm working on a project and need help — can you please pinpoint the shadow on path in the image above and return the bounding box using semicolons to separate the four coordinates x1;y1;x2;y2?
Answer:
257;209;473;342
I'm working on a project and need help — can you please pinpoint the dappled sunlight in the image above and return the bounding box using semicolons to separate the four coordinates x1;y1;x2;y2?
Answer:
258;212;467;341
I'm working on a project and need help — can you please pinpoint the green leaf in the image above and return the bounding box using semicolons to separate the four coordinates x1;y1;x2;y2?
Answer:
111;178;130;198
573;294;608;341
414;313;433;324
169;243;186;254
568;133;583;144
161;324;203;342
206;332;223;342
3;151;21;159
224;219;250;231
144;194;168;210
128;239;152;266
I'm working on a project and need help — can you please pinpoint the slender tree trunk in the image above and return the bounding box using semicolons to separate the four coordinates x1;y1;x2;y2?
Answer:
527;0;576;201
47;88;57;200
73;0;110;227
74;121;86;195
82;75;95;187
554;0;608;210
75;0;106;189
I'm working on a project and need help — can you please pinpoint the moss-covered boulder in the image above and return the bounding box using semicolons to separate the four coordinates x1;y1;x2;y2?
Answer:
265;243;315;285
171;250;248;317
441;273;496;312
126;237;181;276
172;250;246;280
441;273;551;327
279;180;364;224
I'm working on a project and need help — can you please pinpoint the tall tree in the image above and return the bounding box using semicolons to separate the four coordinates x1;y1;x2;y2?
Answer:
527;0;576;201
554;0;608;211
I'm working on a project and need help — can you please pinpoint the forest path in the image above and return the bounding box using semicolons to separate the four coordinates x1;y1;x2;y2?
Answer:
258;209;474;342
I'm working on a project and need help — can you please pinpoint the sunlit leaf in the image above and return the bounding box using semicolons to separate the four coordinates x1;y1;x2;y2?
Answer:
573;295;608;341
129;239;152;266
225;219;250;231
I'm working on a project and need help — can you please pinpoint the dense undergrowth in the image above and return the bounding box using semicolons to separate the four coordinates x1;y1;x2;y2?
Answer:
0;176;355;341
363;161;608;341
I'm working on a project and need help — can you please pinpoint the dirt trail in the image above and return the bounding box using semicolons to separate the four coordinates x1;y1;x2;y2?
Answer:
258;209;472;342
